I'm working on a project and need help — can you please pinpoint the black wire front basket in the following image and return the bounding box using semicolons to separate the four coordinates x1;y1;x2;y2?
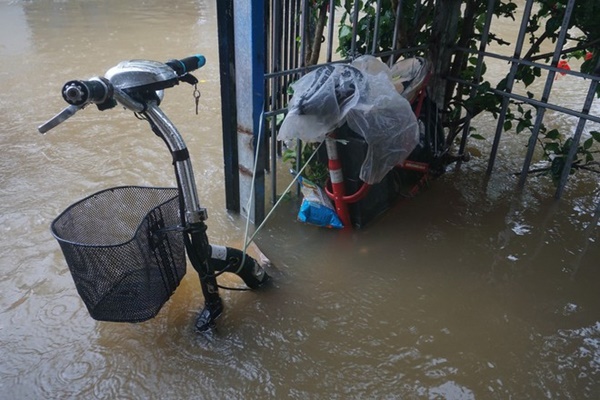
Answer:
51;186;187;322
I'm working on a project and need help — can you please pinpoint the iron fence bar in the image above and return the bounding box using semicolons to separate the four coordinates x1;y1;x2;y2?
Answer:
376;46;428;62
289;0;296;73
264;60;345;79
518;0;575;189
216;0;240;212
300;0;308;68
326;0;336;62
487;0;534;176
272;0;285;109
555;56;600;198
270;0;283;204
282;0;290;104
372;0;383;55
457;0;496;159
264;0;271;130
447;76;600;125
281;0;288;70
350;0;360;57
453;46;600;82
414;0;424;31
253;0;268;224
264;45;428;80
389;0;403;66
295;0;310;197
292;0;300;75
264;108;287;119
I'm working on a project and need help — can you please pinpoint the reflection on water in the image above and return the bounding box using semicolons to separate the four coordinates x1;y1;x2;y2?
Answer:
0;1;599;399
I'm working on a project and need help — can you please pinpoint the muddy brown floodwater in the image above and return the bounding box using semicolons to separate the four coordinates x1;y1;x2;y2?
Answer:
0;1;599;399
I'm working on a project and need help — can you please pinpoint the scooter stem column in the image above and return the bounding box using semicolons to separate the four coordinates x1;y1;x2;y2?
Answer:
143;103;206;224
143;103;222;330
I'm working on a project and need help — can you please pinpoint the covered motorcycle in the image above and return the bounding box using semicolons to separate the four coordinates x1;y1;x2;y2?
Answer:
278;55;420;185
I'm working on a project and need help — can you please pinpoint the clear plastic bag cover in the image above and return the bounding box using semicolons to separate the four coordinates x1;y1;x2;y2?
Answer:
278;55;419;184
390;56;429;102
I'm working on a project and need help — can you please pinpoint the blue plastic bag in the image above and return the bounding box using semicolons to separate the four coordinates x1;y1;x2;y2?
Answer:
297;177;343;229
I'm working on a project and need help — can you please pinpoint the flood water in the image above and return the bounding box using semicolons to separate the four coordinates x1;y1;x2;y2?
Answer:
1;1;599;399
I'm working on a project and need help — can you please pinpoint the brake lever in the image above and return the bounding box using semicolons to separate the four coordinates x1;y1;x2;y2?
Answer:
38;104;84;134
179;73;199;86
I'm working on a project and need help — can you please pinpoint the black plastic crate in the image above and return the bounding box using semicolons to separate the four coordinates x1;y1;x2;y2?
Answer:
329;124;405;229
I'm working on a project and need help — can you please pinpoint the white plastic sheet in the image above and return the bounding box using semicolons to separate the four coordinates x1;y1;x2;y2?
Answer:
278;55;419;184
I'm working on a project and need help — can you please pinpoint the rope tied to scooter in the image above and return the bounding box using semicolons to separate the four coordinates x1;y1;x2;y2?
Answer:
240;108;325;259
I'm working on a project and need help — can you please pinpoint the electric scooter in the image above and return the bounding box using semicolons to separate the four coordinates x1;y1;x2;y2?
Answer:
39;55;269;332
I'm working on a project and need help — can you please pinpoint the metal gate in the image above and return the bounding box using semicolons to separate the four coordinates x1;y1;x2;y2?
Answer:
218;0;600;225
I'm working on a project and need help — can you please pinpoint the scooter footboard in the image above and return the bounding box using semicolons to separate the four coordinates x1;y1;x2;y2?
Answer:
209;245;269;289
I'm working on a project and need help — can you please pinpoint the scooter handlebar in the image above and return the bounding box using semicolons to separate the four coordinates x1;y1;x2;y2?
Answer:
39;55;204;133
165;55;206;76
62;77;112;106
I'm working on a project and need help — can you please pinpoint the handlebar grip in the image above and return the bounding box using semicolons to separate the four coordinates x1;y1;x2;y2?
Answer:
62;78;111;106
165;55;206;76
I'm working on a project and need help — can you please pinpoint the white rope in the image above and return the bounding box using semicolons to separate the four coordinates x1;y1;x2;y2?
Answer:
238;112;323;271
244;140;323;249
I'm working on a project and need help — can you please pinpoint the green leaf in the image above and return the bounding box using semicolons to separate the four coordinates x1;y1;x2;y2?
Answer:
338;24;352;39
522;70;534;86
470;134;485;140
544;142;560;153
478;81;491;93
583;137;594;150
591;131;600;142
503;120;513;131
449;106;461;121
545;129;560;140
497;78;508;91
276;114;285;125
586;152;594;163
282;149;296;164
517;120;528;134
